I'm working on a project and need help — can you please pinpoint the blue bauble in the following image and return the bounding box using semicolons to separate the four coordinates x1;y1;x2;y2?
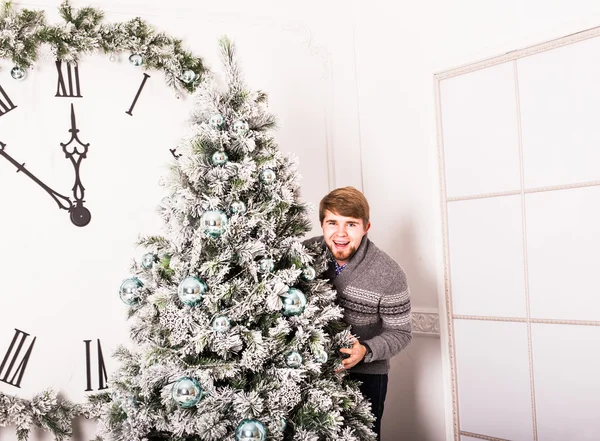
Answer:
235;419;267;441
129;54;143;66
119;277;143;305
141;253;156;269
233;120;249;135
212;150;229;165
280;288;307;317
230;200;247;214
171;377;202;408
258;258;274;274
211;316;231;333
209;113;224;128
178;276;207;306
259;169;276;184
201;210;228;238
314;349;328;364
301;266;316;281
285;351;303;368
181;69;196;84
278;418;287;432
10;66;26;81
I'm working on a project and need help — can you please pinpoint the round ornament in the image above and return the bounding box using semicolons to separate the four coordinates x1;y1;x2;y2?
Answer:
171;377;202;408
141;253;156;269
259;169;276;184
301;266;316;281
258;258;274;274
201;210;229;238
181;69;196;84
10;66;26;81
230;200;247;214
129;54;144;66
178;276;207;306
209;113;224;128
278;418;287;432
211;150;229;165
280;288;307;317
235;419;267;441
314;349;328;364
233;120;249;135
211;315;231;333
285;351;303;368
119;277;143;305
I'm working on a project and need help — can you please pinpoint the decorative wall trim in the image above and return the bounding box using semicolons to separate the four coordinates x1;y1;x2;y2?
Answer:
412;309;440;336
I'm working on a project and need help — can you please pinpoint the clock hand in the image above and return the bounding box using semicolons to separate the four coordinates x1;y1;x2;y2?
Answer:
59;103;91;227
0;141;73;211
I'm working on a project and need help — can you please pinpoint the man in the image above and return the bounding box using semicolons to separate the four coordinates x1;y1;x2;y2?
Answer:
307;186;412;440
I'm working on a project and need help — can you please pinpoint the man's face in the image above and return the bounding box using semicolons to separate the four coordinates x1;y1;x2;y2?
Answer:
321;210;371;265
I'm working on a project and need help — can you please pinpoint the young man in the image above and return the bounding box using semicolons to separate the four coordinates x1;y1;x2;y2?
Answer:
307;186;412;440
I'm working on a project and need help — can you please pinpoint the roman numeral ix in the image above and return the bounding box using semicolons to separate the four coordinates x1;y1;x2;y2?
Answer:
0;329;36;388
84;339;108;391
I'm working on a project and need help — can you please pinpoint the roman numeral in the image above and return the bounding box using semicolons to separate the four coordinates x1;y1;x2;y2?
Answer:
84;339;108;391
126;73;150;116
55;60;82;98
0;329;36;388
0;84;17;117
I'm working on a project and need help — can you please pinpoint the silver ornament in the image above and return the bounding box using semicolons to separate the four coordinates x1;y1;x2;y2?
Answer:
171;377;202;408
235;419;267;441
141;253;156;269
181;69;196;84
129;54;143;66
314;349;328;364
10;66;26;81
201;210;228;238
211;150;228;165
119;277;143;305
278;418;287;432
280;288;307;317
285;351;303;368
233;120;249;135
178;276;207;306
211;316;231;333
259;169;276;184
301;266;316;281
209;114;224;128
258;258;274;274
230;200;247;214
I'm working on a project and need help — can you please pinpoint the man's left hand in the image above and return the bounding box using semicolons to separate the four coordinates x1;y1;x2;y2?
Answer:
337;338;367;372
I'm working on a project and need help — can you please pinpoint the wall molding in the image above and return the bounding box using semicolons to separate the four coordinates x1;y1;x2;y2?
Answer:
412;309;440;336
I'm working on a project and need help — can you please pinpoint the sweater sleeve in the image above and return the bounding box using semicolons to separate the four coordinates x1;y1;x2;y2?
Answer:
362;271;412;363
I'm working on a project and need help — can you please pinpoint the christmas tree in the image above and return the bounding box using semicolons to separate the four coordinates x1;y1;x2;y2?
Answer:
95;38;376;441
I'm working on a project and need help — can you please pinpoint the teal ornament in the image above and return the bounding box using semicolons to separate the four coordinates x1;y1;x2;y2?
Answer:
301;266;316;281
171;377;202;408
278;418;287;432
10;66;26;81
129;54;143;66
212;150;229;165
285;351;303;368
230;200;247;214
181;69;196;84
178;276;207;306
211;315;231;333
209;113;224;128
233;120;249;135
201;210;228;238
235;419;267;441
280;288;307;317
258;258;274;274
119;277;143;305
259;169;276;184
314;349;328;364
141;253;156;269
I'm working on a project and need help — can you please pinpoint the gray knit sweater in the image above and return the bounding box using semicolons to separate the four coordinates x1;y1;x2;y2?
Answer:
308;235;412;374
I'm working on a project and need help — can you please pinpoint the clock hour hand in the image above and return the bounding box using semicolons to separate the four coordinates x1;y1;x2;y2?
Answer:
60;103;91;227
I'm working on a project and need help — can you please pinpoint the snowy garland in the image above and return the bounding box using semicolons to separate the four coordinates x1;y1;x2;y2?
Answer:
0;1;207;439
0;0;206;94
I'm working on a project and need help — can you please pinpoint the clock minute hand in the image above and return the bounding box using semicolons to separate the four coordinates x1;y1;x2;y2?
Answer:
0;141;73;211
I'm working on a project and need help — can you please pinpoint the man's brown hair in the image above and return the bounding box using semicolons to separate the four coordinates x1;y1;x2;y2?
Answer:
319;186;370;227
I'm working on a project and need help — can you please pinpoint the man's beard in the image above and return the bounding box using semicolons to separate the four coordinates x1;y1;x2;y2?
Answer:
332;245;358;262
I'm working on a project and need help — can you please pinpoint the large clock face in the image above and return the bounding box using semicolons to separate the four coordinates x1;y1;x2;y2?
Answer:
0;8;331;422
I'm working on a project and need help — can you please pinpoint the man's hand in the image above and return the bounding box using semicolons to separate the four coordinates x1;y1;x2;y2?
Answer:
336;338;367;372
